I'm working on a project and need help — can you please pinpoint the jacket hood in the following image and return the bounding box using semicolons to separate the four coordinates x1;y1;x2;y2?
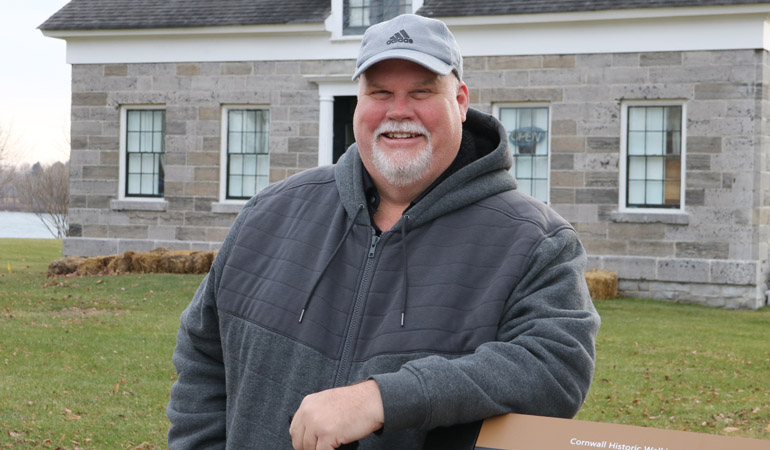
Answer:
335;108;517;230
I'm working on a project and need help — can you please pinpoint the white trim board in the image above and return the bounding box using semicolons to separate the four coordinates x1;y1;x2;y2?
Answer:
43;6;770;64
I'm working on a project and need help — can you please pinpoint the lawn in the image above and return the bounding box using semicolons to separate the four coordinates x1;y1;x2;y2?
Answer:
1;238;768;448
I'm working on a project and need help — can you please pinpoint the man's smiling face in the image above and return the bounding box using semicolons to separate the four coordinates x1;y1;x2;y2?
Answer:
354;58;468;189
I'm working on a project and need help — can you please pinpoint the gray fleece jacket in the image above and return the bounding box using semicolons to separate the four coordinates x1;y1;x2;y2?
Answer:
167;108;600;449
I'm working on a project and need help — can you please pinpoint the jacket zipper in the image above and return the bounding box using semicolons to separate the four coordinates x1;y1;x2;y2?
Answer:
333;230;380;387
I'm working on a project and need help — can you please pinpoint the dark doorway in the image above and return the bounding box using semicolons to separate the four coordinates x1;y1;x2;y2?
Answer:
333;96;357;163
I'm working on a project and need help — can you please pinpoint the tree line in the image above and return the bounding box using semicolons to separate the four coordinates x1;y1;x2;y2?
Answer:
1;123;70;239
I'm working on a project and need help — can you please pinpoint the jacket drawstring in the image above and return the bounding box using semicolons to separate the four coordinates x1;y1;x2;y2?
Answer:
299;204;365;323
400;214;410;327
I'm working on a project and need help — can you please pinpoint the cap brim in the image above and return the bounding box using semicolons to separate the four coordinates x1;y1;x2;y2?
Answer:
352;49;454;80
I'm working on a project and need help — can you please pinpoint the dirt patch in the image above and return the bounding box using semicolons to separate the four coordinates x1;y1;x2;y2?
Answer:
48;247;216;277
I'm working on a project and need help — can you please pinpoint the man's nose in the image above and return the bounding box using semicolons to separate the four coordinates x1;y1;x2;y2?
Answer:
386;94;414;120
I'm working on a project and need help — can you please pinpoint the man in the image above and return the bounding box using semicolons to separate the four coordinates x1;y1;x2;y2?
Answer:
168;14;600;450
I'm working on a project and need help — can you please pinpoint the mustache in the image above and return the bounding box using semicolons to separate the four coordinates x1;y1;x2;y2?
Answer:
374;120;430;137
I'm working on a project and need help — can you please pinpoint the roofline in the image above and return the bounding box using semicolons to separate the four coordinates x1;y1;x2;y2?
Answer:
433;3;770;26
40;21;328;39
41;3;770;40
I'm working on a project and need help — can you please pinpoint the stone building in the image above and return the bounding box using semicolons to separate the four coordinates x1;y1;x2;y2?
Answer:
41;0;770;308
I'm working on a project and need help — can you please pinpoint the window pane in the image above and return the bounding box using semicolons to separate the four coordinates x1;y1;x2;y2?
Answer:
229;132;242;154
153;111;164;131
127;153;140;173
646;156;664;180
243;176;256;197
141;111;153;131
534;156;548;178
230;154;243;175
257;175;270;193
244;111;257;132
141;132;153;153
257;154;270;176
666;106;682;131
229;175;242;197
646;131;664;155
127;111;140;131
243;155;257;176
128;174;141;194
628;107;645;131
628;180;645;204
244;133;257;154
667;131;681;155
646;180;663;205
230;110;243;132
628;157;646;180
628;131;645;155
646;107;664;131
534;180;548;202
141;173;154;195
141;154;154;173
515;156;532;179
665;180;681;205
153;132;163;152
127;133;140;153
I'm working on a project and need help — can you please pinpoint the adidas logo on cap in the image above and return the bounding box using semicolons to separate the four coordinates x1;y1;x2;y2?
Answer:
386;29;413;45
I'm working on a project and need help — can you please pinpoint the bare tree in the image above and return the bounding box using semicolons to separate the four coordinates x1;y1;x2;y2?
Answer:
15;161;70;238
0;123;19;188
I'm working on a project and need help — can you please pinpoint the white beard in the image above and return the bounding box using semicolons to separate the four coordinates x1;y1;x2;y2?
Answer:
370;121;432;187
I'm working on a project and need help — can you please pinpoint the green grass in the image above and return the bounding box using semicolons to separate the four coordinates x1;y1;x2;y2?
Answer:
578;297;770;440
1;238;768;447
1;239;201;448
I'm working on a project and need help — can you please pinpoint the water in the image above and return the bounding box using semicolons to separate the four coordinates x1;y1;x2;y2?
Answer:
0;211;57;239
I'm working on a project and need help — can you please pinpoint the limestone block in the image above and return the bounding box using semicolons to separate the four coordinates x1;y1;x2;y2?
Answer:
710;260;757;285
675;241;729;259
603;256;656;280
62;237;119;257
656;258;710;283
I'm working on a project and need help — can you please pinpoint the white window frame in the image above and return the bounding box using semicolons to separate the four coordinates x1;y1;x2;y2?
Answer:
328;0;423;40
493;102;552;204
619;100;687;214
118;105;166;201
218;105;271;204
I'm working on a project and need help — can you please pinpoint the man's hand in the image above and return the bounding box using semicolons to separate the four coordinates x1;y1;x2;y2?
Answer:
290;380;385;450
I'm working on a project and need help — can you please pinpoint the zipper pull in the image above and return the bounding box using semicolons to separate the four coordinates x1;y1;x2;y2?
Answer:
368;234;380;258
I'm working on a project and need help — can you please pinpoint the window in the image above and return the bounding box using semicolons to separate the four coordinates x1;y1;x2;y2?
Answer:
124;109;165;198
344;0;412;35
223;108;270;200
496;105;550;203
620;103;685;210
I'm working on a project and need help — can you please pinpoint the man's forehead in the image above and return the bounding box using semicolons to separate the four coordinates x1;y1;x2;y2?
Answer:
360;59;442;86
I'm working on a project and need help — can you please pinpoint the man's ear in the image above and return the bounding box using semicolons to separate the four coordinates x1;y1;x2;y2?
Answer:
456;81;469;122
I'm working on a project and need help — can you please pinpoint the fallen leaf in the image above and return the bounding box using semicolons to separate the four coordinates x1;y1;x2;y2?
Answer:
64;408;81;421
723;427;739;433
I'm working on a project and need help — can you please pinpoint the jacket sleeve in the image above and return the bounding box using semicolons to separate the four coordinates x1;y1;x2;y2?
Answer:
371;228;600;432
166;201;254;448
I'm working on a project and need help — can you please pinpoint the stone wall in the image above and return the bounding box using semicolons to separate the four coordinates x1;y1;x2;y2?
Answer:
463;49;768;308
66;59;354;256
64;50;770;308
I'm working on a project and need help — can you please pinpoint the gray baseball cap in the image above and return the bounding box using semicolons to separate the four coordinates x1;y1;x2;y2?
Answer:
352;14;463;81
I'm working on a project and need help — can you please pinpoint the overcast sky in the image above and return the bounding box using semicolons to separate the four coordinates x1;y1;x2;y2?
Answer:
0;0;71;166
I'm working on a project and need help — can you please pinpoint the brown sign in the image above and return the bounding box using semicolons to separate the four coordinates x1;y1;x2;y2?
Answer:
474;414;768;450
